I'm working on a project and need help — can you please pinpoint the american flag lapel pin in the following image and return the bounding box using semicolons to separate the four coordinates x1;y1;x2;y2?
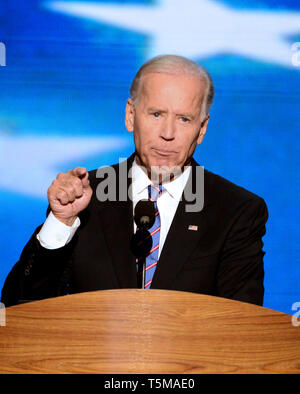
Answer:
188;225;198;231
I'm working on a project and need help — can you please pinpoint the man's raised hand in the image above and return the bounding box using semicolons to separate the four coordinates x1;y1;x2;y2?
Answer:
47;167;92;226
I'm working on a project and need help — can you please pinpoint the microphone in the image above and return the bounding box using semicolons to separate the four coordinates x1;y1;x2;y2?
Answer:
134;199;155;230
130;200;156;288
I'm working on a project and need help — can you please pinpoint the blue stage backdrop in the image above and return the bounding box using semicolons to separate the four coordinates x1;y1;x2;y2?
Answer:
0;0;299;314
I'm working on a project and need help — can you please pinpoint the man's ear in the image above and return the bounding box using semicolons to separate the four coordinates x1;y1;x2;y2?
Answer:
197;114;210;145
125;98;135;132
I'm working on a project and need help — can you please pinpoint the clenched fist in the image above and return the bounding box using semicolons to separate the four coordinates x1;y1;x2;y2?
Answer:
48;167;92;226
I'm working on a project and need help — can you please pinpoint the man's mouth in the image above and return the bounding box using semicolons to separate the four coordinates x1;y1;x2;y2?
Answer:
152;148;176;156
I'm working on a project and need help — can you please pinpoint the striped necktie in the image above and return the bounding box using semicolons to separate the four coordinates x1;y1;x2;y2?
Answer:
144;184;163;289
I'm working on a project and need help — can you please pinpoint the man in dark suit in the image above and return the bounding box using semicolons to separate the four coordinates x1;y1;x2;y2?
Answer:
1;55;268;307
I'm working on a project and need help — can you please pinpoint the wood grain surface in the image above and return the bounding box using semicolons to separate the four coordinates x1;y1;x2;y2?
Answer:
0;289;299;374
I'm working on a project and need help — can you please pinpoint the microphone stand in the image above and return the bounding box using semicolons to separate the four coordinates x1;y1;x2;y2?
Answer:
133;227;152;289
131;200;155;289
137;257;146;289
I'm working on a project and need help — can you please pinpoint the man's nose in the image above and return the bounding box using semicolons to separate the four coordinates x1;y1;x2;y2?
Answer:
160;117;176;141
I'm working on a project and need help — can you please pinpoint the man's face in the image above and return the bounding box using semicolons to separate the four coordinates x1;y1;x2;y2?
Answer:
125;72;209;182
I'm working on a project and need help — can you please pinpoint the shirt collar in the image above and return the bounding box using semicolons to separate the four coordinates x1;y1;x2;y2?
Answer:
131;158;191;202
131;159;151;196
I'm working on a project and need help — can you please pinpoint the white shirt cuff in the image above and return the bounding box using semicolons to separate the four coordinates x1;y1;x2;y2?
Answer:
36;211;80;250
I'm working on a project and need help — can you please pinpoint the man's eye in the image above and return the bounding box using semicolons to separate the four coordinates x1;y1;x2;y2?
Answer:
152;112;160;118
180;117;190;123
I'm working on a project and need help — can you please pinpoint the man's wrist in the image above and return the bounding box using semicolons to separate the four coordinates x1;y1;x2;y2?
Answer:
52;213;78;227
37;211;81;250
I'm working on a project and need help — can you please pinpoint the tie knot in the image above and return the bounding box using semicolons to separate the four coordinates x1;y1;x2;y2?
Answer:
148;184;163;202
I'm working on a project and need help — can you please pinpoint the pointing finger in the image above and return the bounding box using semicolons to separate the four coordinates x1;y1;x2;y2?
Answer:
72;167;87;178
73;167;90;188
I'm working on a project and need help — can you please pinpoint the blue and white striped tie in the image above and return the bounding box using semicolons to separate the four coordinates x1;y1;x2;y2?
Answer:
144;184;163;289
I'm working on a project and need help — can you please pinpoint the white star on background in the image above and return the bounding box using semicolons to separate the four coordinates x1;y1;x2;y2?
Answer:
46;0;300;68
0;134;129;198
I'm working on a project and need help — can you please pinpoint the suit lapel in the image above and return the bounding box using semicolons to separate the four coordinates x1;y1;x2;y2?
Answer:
96;155;137;288
151;161;209;289
96;156;211;290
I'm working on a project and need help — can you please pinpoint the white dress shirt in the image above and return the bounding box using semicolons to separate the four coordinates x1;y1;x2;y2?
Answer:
131;160;191;258
37;159;191;257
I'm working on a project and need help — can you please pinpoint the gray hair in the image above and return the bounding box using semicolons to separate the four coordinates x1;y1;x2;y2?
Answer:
129;55;214;120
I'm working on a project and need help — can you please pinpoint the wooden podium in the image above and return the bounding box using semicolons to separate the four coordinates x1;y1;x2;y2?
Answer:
0;289;299;374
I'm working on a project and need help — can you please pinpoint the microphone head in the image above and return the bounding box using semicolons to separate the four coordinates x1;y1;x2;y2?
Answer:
134;199;155;229
130;228;152;258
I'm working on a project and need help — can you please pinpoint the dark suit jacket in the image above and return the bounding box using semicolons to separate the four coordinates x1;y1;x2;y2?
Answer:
1;154;268;307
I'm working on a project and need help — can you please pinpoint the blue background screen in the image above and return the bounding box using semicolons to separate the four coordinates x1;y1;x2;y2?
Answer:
0;0;299;314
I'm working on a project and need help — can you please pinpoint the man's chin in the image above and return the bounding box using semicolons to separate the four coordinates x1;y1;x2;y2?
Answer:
148;164;183;184
136;155;185;183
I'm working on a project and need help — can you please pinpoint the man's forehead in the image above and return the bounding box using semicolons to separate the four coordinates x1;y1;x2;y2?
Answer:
141;71;205;88
139;72;206;107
